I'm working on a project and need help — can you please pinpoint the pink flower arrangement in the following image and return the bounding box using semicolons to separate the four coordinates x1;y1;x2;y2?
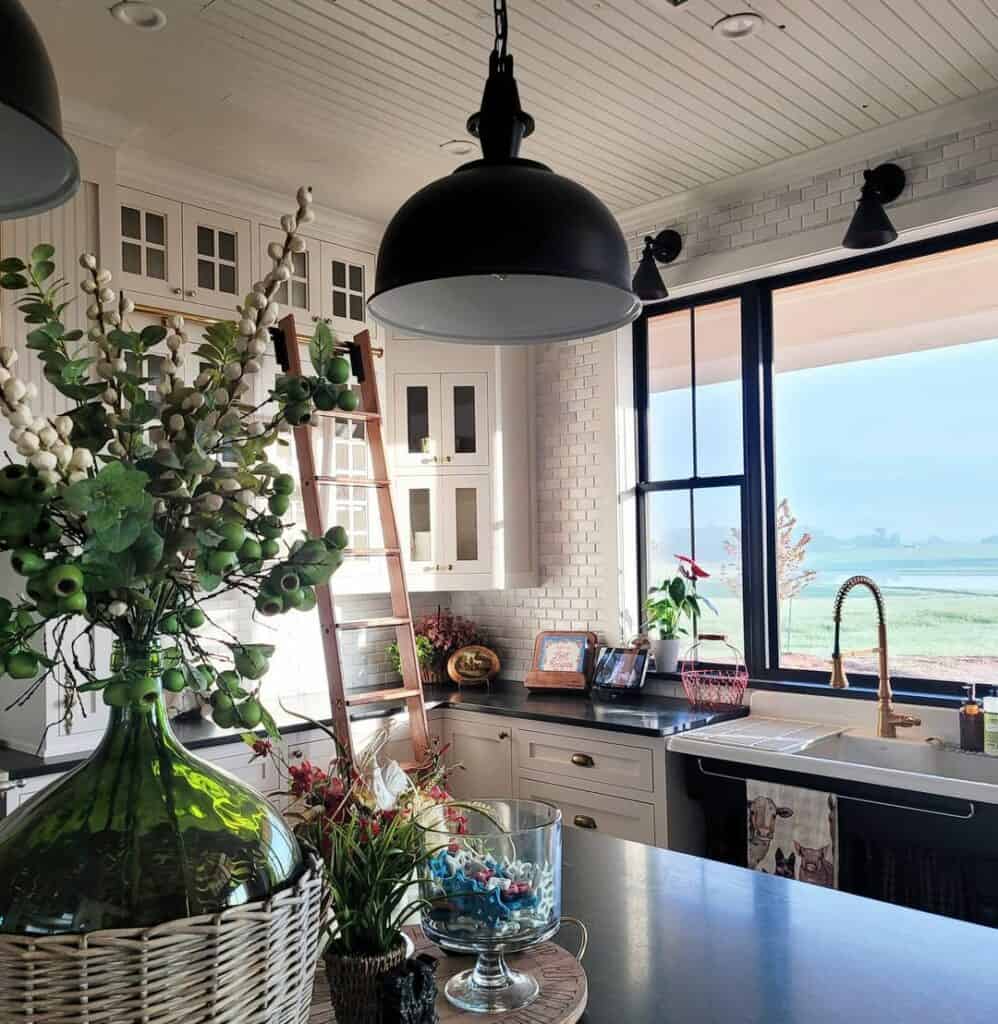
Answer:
415;608;483;672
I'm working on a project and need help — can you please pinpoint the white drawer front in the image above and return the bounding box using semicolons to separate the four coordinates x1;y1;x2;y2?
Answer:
516;729;654;793
518;775;656;846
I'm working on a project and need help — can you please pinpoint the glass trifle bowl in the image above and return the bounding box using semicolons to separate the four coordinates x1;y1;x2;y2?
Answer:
416;798;562;1013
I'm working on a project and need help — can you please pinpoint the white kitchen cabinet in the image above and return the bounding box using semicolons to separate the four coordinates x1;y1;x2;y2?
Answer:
117;189;250;313
118;187;183;301
445;716;513;801
396;474;491;584
386;343;535;592
319;241;376;342
259;224;322;333
394;372;489;470
517;775;657;846
182;205;251;312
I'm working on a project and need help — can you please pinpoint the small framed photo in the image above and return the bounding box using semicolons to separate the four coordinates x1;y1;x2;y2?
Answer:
524;631;596;691
592;646;650;692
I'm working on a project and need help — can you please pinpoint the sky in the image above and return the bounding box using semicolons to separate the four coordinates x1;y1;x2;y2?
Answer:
649;335;998;546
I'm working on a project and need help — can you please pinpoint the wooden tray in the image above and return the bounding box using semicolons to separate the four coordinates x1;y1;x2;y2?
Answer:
310;927;588;1023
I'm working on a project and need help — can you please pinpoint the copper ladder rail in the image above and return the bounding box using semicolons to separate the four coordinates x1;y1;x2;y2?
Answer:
278;314;430;767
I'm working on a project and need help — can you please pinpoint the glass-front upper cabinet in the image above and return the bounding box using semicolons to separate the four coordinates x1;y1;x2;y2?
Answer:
393;371;489;470
396;477;439;577
319;241;376;342
118;187;183;301
442;475;491;574
181;205;251;312
259;225;322;332
441;372;488;467
394;373;442;469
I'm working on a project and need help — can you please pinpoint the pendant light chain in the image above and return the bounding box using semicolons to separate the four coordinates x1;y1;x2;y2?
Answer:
493;0;509;70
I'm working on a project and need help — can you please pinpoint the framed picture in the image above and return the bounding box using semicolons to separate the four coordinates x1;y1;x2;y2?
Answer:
524;631;597;691
447;645;501;687
592;646;650;692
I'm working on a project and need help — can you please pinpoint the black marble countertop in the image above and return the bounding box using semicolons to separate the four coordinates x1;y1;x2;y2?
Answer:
557;827;998;1022
0;680;746;781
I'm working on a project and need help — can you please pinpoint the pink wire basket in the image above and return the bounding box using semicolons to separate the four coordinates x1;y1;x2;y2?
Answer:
680;633;749;709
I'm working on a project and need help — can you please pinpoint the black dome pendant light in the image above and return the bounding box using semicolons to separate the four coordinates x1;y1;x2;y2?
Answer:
368;0;639;344
0;0;80;220
632;229;683;302
842;163;906;250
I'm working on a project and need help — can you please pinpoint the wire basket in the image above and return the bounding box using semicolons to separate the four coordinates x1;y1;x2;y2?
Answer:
680;633;749;709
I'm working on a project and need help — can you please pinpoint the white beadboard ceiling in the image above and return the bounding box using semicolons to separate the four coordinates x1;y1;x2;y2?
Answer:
31;0;998;224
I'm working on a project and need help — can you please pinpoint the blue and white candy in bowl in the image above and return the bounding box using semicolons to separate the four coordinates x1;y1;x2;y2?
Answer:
416;799;562;1013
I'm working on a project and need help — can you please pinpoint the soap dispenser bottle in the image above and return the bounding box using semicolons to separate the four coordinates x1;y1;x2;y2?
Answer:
959;683;984;753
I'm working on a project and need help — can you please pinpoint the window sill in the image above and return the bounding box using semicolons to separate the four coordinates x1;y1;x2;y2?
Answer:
647;671;965;709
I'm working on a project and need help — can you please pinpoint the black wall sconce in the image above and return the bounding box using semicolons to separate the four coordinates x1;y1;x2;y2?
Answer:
632;229;683;302
842;163;906;250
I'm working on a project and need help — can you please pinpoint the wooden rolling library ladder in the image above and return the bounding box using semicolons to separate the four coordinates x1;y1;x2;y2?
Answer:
277;314;430;767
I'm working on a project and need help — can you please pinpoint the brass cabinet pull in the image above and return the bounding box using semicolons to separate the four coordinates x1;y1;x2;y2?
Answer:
573;815;597;830
498;730;510;740
571;753;595;768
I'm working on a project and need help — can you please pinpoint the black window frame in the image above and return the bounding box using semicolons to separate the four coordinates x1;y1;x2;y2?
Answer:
634;220;998;706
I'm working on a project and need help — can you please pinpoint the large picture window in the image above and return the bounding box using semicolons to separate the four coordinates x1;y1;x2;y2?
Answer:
635;228;998;697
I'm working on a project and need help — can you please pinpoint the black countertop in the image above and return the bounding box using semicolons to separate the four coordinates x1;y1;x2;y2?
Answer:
557;827;998;1023
0;681;746;781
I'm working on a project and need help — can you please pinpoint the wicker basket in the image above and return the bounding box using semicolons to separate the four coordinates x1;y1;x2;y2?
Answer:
323;940;408;1024
0;853;325;1024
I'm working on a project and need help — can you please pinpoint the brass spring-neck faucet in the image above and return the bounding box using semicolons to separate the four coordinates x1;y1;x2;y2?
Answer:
829;575;921;739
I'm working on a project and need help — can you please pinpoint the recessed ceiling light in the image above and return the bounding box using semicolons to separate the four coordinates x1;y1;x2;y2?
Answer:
439;139;476;157
712;12;763;39
109;2;167;31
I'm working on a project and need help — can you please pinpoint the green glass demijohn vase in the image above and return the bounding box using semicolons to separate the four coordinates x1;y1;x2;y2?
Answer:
0;639;302;935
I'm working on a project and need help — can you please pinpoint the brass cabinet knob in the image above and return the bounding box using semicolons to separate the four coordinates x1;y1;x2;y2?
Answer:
571;753;595;768
185;289;196;298
573;815;597;829
444;455;452;462
172;287;182;295
498;730;510;740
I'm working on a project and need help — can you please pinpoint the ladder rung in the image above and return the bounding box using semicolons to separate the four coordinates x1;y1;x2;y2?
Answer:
346;687;423;707
343;547;400;558
336;616;410;631
315;409;380;423
315;475;389;488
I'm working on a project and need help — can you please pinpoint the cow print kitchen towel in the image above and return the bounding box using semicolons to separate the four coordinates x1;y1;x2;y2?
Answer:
746;780;838;888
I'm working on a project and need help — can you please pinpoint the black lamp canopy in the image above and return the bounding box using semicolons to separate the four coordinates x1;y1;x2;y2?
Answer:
632;229;683;302
368;0;639;345
0;0;79;221
842;162;905;250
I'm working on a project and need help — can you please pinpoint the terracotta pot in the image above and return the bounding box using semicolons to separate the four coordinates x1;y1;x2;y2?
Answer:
324;939;408;1024
420;665;444;685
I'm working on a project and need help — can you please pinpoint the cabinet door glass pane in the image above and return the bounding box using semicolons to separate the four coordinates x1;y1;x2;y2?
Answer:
349;294;363;321
406;386;429;454
146;247;165;280
332;292;346;318
292;252;307;276
292;281;307;308
218;231;236;262
453;385;477;454
197;226;214;257
198;259;215;290
122;241;141;274
408;489;432;562
348;265;364;292
121;206;141;239
145;212;165;246
455;488;478;562
332;261;346;288
219;263;236;294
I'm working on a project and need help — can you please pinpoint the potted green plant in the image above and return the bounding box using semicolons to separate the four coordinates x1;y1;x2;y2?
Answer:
414;608;484;683
0;187;361;1020
645;554;713;673
262;727;459;1024
387;633;435;682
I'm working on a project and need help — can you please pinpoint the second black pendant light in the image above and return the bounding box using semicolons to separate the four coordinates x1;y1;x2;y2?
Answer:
368;0;639;344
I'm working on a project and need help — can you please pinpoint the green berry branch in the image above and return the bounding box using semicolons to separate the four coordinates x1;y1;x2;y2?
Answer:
0;187;354;736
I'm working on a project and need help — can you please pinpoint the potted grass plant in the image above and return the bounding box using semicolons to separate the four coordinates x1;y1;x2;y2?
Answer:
259;726;461;1024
